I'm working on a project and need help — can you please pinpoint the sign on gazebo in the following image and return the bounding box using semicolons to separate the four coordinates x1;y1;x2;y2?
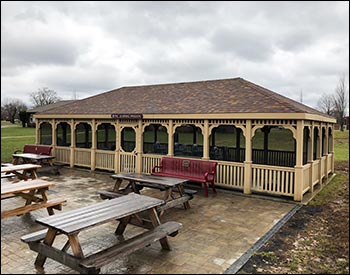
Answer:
111;114;143;119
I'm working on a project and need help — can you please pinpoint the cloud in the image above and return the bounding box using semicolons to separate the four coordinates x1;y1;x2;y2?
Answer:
1;1;349;111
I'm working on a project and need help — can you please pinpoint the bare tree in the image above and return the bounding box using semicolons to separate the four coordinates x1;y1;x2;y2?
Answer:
317;93;335;116
333;75;349;131
30;87;61;107
1;98;27;124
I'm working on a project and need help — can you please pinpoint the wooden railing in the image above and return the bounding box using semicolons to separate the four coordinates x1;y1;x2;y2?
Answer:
321;156;327;179
312;159;320;186
95;150;115;171
327;154;333;174
251;164;295;197
55;146;70;164
215;161;244;190
141;154;162;174
302;163;311;194
74;148;91;167
119;152;136;173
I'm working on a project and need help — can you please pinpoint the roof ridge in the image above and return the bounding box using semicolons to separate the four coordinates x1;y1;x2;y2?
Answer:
123;77;242;89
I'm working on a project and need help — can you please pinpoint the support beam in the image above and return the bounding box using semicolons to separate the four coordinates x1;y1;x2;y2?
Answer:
70;119;75;168
168;120;174;156
91;119;96;171
244;120;252;194
294;120;304;201
202;120;209;160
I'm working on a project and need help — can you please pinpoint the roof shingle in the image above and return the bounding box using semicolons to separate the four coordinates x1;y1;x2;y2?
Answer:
42;78;324;116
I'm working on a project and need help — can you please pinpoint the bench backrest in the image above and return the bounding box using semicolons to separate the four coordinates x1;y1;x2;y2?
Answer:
23;144;52;155
159;157;217;179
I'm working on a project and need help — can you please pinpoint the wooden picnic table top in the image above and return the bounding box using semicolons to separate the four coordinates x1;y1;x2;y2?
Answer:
111;173;188;187
12;153;56;160
36;193;164;235
1;164;42;174
1;179;55;196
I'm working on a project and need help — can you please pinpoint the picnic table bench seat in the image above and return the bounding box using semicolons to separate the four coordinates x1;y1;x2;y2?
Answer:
152;157;218;197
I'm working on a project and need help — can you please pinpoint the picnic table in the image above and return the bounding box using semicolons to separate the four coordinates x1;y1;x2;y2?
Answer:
99;173;196;217
21;193;182;274
1;164;41;180
1;179;66;219
12;153;56;166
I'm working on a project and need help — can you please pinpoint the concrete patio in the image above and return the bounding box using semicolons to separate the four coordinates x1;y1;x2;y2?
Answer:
1;167;297;274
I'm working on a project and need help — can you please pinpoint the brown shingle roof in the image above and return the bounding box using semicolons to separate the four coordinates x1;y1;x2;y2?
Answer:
42;78;324;115
27;100;77;113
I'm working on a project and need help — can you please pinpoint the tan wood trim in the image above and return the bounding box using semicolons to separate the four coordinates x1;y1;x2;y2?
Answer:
35;112;336;123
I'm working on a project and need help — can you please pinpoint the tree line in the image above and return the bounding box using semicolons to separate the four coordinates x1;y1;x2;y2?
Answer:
317;75;349;131
1;88;61;126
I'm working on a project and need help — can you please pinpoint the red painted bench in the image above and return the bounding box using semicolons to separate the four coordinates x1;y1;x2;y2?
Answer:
14;144;53;156
151;157;218;197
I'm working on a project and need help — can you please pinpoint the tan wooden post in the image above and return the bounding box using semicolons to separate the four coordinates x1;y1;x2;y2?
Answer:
51;119;56;146
167;119;174;156
202;119;210;160
70;119;75;168
324;125;329;179
330;126;335;173
243;120;252;194
51;119;56;157
318;125;323;186
35;120;40;144
294;120;304;201
308;125;314;193
114;120;120;173
135;120;143;173
91;119;96;171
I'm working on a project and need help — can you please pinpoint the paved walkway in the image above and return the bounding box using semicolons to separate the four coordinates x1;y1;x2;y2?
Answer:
1;167;296;274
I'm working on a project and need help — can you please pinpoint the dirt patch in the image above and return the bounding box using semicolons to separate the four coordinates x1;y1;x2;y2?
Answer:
238;162;349;274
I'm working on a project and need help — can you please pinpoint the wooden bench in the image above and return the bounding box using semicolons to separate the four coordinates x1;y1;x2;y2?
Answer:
14;144;53;156
13;144;57;168
152;157;218;197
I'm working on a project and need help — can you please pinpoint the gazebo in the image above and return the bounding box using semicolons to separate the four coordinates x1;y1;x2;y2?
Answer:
34;77;336;201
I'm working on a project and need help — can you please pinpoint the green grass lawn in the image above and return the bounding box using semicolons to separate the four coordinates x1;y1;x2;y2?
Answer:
334;130;349;162
1;125;35;163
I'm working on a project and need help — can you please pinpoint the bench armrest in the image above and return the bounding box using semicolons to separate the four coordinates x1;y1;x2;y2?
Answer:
13;149;23;154
151;165;162;173
204;172;215;183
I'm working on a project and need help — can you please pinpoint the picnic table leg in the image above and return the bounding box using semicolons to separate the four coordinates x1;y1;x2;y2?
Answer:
148;208;171;250
30;169;39;179
115;216;131;236
176;185;191;210
159;188;172;217
68;234;84;259
12;157;19;165
34;228;58;271
112;178;123;192
24;190;36;206
39;189;55;216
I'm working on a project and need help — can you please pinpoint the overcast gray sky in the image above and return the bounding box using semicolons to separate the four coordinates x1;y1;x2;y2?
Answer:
1;1;349;109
